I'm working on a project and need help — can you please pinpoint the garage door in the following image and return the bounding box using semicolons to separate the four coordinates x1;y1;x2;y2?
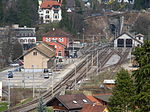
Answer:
117;39;124;47
126;39;132;47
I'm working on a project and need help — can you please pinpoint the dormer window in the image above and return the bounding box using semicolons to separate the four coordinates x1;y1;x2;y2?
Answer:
33;52;37;56
139;37;141;40
83;99;87;103
73;100;77;104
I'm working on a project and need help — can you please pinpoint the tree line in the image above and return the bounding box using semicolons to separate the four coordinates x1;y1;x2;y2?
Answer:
134;0;150;10
59;0;85;35
109;41;150;112
0;0;39;27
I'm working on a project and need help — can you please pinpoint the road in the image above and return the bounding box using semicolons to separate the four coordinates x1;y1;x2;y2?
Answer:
0;58;84;89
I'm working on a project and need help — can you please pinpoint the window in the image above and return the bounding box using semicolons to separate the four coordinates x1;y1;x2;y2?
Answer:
52;38;57;42
46;10;49;13
73;100;77;104
58;51;62;56
33;52;37;56
58;103;63;106
59;38;64;42
54;10;59;13
54;15;58;19
83;99;87;103
45;15;50;18
46;20;49;22
139;37;141;40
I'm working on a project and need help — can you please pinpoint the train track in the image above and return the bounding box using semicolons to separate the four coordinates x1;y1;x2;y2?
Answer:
6;44;103;112
6;45;130;112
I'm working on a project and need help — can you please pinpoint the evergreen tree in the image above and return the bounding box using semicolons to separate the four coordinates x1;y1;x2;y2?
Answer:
109;69;135;112
37;97;47;112
133;64;150;112
20;0;39;26
132;41;150;67
134;0;150;10
4;7;18;24
28;0;39;25
0;0;3;23
132;41;150;112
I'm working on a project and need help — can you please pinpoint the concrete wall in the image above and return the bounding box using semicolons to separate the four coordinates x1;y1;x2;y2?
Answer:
24;49;49;69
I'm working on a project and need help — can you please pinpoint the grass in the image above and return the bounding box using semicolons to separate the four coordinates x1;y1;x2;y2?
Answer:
0;102;8;112
15;98;33;107
66;67;122;95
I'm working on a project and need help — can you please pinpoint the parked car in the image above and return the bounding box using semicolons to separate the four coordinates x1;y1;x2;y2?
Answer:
48;72;53;76
9;63;19;67
43;69;49;73
7;71;13;78
44;73;49;79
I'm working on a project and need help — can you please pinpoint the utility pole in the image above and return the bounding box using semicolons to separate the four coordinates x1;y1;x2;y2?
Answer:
92;35;95;45
72;39;74;58
52;74;54;96
23;69;25;88
74;64;77;90
8;78;10;109
82;28;85;44
92;52;94;66
86;56;88;78
32;65;35;98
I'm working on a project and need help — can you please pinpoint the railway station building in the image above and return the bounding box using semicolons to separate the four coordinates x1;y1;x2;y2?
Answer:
114;33;144;48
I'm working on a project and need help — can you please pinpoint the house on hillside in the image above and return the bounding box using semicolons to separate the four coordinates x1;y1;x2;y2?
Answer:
22;42;55;72
11;24;36;50
47;94;93;112
42;29;70;58
118;0;134;4
38;0;62;23
114;33;144;48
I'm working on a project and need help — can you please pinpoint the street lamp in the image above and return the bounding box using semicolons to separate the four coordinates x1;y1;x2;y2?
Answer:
77;32;80;40
73;63;77;90
7;71;13;109
51;71;54;97
97;50;99;75
8;78;10;109
32;65;35;98
82;28;85;44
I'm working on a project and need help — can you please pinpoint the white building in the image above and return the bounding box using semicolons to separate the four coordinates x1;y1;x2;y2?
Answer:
38;1;62;23
118;0;134;4
114;33;144;48
12;24;36;50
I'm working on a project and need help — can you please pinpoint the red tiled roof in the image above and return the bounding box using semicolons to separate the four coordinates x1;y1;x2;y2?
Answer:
41;1;61;9
80;104;107;112
86;96;102;105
